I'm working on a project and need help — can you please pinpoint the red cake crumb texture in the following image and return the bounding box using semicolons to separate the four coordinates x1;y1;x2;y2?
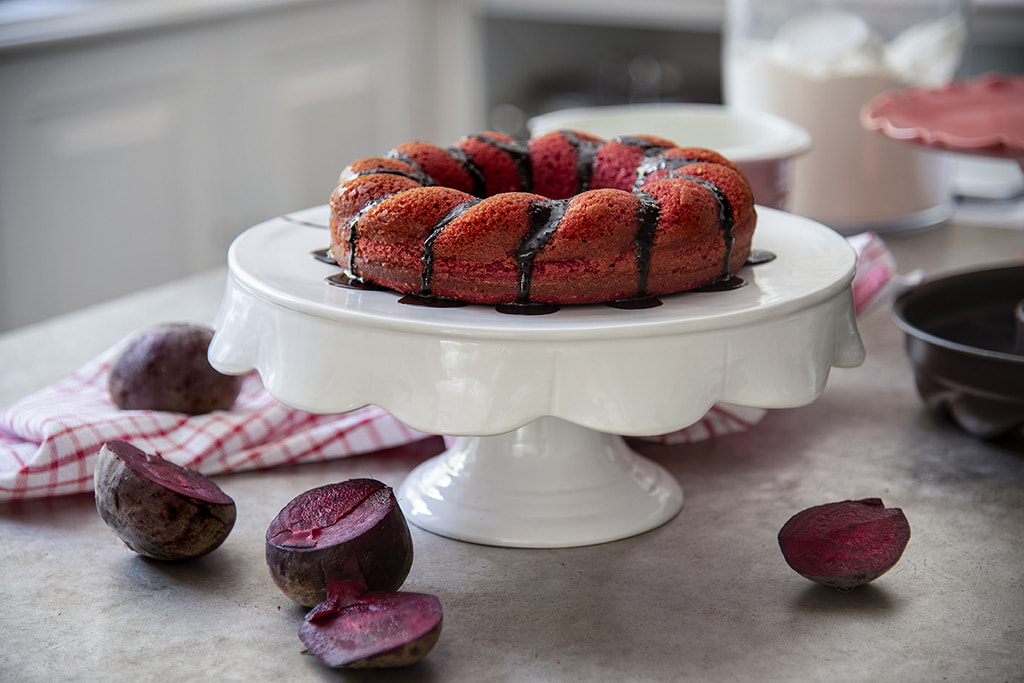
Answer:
328;130;757;306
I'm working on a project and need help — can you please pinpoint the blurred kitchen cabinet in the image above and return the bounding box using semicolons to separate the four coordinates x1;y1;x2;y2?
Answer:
0;0;430;332
221;0;432;232
0;30;218;332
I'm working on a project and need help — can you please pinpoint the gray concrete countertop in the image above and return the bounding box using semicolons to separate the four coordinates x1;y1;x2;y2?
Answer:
1;217;1023;681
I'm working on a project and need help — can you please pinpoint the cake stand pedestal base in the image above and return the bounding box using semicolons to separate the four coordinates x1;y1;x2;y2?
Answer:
397;417;684;548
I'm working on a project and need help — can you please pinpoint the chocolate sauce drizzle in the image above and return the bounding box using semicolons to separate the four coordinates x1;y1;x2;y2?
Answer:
694;275;745;292
388;150;428;178
311;247;336;264
322;247;773;313
421;199;482;295
746;249;777;265
633;155;701;191
344;194;397;275
675;173;737;281
514;200;569;303
496;301;561;316
614;136;672;154
473;134;533;191
352;166;434;185
607;296;662;310
398;293;469;308
562;130;601;193
325;272;388;291
443;145;487;197
634;191;662;297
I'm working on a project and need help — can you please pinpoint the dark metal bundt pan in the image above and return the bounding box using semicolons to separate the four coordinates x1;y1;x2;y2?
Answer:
892;264;1024;442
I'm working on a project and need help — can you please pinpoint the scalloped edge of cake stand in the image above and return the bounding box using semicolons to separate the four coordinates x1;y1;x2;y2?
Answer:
397;417;683;548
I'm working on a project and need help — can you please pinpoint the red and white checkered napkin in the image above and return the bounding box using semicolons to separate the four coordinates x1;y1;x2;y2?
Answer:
0;234;895;502
0;345;429;502
848;231;920;316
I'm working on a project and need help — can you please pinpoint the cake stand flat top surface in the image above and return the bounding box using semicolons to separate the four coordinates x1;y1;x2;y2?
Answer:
226;205;857;341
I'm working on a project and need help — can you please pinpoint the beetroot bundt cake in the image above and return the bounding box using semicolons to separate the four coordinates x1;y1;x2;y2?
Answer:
328;130;757;306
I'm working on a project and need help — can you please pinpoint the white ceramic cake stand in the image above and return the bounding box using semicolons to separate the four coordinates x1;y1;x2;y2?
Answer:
209;205;864;547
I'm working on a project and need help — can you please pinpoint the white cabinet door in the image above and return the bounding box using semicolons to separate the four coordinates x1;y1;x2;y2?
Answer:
0;32;220;331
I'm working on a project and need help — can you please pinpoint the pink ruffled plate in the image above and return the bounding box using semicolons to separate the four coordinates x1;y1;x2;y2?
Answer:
862;73;1024;164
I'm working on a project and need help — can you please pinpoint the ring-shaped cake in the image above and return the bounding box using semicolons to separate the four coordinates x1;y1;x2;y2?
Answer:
330;131;757;308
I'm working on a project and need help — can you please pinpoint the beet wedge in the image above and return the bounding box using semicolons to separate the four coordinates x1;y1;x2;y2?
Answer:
300;590;443;668
94;440;236;561
778;498;911;589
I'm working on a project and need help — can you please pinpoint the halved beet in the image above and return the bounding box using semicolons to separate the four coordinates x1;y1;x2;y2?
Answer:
266;479;413;607
94;440;236;561
300;591;443;668
778;498;911;589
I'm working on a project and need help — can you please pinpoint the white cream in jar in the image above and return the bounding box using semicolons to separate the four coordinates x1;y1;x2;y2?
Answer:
724;8;965;232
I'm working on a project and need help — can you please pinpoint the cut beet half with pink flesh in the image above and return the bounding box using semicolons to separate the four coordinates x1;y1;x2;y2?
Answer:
300;591;444;668
266;478;413;607
94;439;236;561
778;498;911;589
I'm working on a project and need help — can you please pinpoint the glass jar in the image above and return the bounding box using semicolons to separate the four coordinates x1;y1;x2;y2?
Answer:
723;0;968;233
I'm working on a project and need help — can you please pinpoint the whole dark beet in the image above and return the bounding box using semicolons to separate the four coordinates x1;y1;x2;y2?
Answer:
108;323;242;414
94;440;236;561
266;479;413;608
778;498;911;589
300;590;443;668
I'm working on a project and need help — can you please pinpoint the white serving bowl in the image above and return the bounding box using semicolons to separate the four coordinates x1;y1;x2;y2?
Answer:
529;103;811;211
